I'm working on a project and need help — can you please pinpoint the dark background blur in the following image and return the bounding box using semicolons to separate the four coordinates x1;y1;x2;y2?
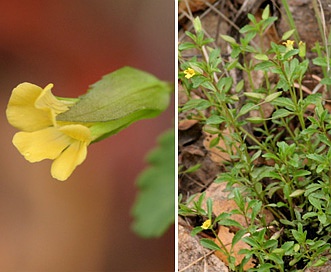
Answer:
0;0;174;271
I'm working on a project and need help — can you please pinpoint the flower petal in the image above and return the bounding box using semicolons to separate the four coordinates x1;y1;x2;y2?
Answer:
59;124;92;143
6;83;54;131
51;124;91;181
12;127;72;162
35;83;71;114
51;141;88;181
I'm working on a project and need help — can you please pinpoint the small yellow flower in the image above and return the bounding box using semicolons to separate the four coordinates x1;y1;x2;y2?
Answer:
201;219;212;230
184;68;196;79
282;40;295;51
6;83;92;181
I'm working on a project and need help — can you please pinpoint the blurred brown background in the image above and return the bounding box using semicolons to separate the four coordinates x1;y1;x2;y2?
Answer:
0;0;174;271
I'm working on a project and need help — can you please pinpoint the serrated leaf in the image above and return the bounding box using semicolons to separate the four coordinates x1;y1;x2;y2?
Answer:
131;129;174;237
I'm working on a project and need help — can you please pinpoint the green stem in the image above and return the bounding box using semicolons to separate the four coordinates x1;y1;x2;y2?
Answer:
280;0;300;42
211;228;231;257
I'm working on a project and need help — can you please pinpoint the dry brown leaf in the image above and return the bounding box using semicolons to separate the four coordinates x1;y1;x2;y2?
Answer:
178;83;189;106
203;128;239;165
178;0;217;14
250;102;274;120
179;119;199;130
214;226;255;270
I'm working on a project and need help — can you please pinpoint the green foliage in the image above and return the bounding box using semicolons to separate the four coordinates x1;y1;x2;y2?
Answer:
132;130;175;238
57;67;172;142
179;4;331;271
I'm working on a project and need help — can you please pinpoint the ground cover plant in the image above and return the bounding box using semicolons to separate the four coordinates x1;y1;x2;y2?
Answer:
178;2;331;271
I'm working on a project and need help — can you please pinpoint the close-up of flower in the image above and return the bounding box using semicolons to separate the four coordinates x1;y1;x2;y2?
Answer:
183;67;196;79
283;39;294;51
6;83;92;181
2;1;174;271
201;219;212;230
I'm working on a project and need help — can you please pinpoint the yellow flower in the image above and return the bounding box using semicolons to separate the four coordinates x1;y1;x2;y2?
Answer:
282;40;294;51
201;219;212;230
183;68;196;79
6;83;92;181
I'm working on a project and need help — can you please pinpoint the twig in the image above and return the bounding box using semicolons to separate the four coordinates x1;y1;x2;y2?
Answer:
178;250;215;272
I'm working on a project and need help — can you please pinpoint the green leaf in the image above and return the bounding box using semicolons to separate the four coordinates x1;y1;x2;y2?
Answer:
191;226;204;236
293;170;311;178
271;108;292;119
283;49;299;60
235;80;244;93
57;67;172;141
281;29;295;40
240;24;257;34
246;116;265;124
219;219;243;229
289;189;305;198
320;77;331;85
181;164;201;174
200;238;222;251
256;263;276;271
232;229;246;247
206;115;225;125
242;236;260;248
220;34;237;45
237;102;258;118
193;17;202;32
302;212;318;220
313;57;328;67
254;54;269;61
262;5;270;20
264;92;282;102
182;99;211;111
244;92;266;100
178;42;196;51
308;195;322;210
306;153;325;163
131;130;174;237
254;60;275;71
271;97;295;111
